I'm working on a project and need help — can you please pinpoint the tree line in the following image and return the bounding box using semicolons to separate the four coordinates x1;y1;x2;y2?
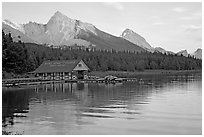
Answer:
2;31;202;77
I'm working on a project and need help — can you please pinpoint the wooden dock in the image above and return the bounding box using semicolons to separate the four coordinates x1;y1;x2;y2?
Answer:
2;77;137;87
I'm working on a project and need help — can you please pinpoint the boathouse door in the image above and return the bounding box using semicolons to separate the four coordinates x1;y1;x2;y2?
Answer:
73;60;89;80
77;70;84;80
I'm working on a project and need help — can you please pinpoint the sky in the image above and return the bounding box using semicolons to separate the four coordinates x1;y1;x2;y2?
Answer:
2;2;202;53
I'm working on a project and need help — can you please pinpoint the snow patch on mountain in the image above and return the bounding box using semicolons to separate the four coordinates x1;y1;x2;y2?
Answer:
3;19;25;34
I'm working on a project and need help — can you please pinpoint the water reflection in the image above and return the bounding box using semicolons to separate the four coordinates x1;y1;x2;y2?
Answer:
2;73;202;134
2;88;32;127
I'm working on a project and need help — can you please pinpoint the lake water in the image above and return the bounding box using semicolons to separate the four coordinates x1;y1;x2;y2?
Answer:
2;73;202;135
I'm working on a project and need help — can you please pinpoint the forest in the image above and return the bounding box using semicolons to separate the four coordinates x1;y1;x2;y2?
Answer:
2;31;202;78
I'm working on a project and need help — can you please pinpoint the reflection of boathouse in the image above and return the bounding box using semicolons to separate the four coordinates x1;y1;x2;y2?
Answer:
34;59;89;80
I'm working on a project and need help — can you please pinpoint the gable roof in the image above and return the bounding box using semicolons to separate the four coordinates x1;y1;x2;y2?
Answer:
73;60;89;71
34;59;87;73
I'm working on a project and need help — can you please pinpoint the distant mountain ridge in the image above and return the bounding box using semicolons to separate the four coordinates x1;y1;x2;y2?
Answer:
154;47;175;55
190;48;202;59
2;11;144;52
177;50;189;57
175;49;202;59
2;11;202;59
121;29;178;55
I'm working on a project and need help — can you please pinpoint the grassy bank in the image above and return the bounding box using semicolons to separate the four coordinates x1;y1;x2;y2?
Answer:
88;70;202;78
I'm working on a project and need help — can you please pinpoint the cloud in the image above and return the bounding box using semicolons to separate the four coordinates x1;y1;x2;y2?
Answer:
172;7;186;12
180;12;202;20
182;24;202;31
103;2;124;11
152;22;165;25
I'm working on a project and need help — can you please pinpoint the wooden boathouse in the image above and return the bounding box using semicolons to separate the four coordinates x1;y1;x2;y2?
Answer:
34;59;89;80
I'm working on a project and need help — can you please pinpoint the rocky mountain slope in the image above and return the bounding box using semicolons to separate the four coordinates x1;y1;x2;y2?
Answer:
121;28;153;50
121;29;176;55
175;49;202;59
2;20;36;43
154;47;174;55
2;11;202;57
190;48;202;59
2;11;144;52
176;50;189;57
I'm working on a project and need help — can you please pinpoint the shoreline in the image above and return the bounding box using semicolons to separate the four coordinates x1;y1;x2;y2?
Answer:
2;69;202;80
88;70;202;78
2;69;201;89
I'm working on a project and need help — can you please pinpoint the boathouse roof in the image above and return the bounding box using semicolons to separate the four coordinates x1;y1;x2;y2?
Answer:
34;59;89;73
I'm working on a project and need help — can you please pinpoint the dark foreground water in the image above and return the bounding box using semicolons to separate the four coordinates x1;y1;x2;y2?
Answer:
2;73;202;135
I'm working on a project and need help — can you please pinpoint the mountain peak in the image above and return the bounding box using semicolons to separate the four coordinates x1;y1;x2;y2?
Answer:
48;11;72;24
121;28;152;50
177;49;188;57
124;28;133;32
178;49;187;53
121;28;146;41
196;48;202;52
122;28;134;37
47;11;97;35
53;11;65;17
190;48;202;59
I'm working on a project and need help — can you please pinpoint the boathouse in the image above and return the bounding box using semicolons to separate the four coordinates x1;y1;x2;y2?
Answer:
34;59;89;80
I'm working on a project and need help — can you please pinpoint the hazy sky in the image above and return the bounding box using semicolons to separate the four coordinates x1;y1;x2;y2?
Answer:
2;2;202;53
